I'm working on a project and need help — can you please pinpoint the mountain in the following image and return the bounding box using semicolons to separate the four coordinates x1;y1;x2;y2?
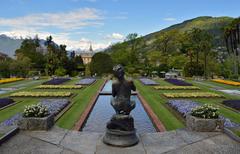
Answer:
106;16;234;54
0;34;23;57
0;35;59;57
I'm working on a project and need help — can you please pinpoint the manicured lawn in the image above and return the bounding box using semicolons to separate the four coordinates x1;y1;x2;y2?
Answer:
0;79;47;123
0;98;39;123
0;79;46;98
0;133;4;137
56;79;104;129
232;129;240;137
187;80;240;124
137;78;240;130
135;80;185;131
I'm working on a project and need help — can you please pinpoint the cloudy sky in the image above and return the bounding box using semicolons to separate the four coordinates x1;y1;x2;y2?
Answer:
0;0;239;51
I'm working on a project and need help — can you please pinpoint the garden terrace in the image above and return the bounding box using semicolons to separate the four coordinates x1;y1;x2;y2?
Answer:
42;78;70;85
139;78;159;85
168;99;240;128
154;86;200;90
222;100;240;111
165;78;192;86
76;78;96;85
0;99;70;128
0;98;15;109
136;78;240;130
37;85;82;89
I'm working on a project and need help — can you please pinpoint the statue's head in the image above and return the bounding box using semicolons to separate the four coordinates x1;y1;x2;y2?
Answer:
113;64;125;80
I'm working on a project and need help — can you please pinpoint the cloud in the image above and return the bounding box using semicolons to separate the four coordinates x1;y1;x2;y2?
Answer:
0;8;103;31
163;17;176;21
106;33;124;40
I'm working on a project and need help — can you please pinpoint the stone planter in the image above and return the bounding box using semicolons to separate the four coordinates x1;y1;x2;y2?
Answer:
186;114;224;132
18;114;54;130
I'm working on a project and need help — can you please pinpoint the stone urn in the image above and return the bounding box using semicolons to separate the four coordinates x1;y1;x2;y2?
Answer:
18;114;54;130
186;114;224;132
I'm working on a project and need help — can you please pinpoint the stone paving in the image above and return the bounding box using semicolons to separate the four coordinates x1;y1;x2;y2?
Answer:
0;126;239;154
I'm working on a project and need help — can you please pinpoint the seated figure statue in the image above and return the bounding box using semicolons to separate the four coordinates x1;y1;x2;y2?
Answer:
103;64;139;146
111;64;136;115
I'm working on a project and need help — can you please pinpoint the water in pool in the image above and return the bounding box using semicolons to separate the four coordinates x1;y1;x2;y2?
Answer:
81;95;156;134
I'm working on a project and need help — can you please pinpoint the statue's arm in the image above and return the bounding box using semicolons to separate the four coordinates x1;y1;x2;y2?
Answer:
130;80;136;91
112;84;117;97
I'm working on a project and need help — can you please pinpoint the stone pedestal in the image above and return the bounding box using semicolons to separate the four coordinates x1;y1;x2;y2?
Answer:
18;114;54;130
103;128;139;147
186;115;224;132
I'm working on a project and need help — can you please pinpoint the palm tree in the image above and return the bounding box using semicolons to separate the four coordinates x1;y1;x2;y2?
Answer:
224;18;240;77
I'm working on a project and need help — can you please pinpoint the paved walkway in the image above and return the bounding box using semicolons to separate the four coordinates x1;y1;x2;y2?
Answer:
0;126;239;154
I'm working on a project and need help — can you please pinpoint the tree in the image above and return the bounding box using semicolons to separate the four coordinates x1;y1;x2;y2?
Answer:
90;52;113;76
224;17;240;78
186;28;213;78
155;30;179;54
125;33;140;65
15;37;45;72
9;54;32;77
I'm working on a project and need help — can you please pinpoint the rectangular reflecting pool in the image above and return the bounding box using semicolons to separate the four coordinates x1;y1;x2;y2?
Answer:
81;95;156;134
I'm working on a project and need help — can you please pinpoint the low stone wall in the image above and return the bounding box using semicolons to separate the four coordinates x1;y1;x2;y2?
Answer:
186;115;224;132
18;114;54;130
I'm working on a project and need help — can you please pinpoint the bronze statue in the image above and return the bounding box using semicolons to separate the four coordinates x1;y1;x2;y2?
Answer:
103;64;139;147
111;64;136;115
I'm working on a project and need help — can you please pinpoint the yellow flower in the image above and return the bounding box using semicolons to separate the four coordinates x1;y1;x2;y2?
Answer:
212;79;240;86
0;78;24;84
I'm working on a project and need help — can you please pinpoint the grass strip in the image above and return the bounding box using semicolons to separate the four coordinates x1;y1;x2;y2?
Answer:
135;80;184;131
56;79;104;129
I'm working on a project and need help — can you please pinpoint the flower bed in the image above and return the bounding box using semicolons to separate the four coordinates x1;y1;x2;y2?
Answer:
76;78;96;85
0;98;15;109
37;85;82;89
165;79;192;86
212;79;240;86
40;99;69;115
0;99;69;127
168;100;240;128
42;78;70;85
139;78;159;85
222;100;240;111
10;91;72;97
163;92;223;98
0;78;24;84
154;86;200;90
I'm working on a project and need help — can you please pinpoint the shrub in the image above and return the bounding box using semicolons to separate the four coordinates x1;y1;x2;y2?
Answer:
184;62;204;77
90;52;113;76
191;104;219;119
23;104;49;118
54;67;67;76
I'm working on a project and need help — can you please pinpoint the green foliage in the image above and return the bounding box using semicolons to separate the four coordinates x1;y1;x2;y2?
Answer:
54;67;67;76
184;62;204;77
106;16;234;77
90;52;113;76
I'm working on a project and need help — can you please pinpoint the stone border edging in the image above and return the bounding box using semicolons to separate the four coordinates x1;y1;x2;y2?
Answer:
0;127;19;146
224;128;240;142
73;80;107;131
137;93;166;132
